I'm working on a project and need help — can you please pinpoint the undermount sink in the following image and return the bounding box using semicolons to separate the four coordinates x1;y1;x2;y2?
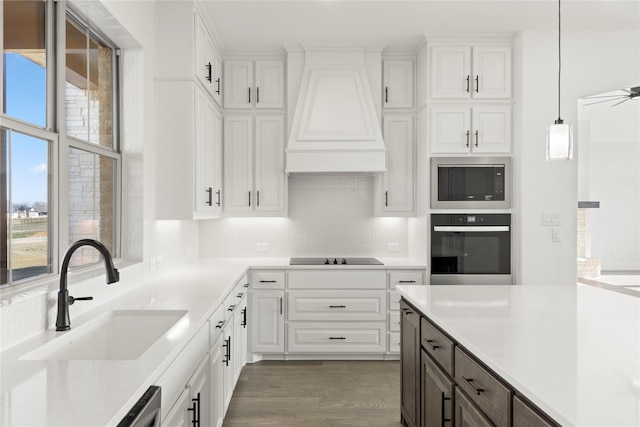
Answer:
22;309;189;361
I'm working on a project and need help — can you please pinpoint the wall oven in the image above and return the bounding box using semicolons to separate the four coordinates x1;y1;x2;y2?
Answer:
431;214;512;285
431;157;511;209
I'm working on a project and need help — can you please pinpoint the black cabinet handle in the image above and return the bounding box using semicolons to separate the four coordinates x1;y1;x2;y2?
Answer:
461;377;484;395
441;393;451;425
187;392;200;426
385;86;388;103
329;305;346;308
475;75;479;93
227;305;236;311
475;130;479;147
329;337;346;340
244;283;250;288
260;280;276;283
248;87;251;103
206;187;213;206
399;280;416;283
206;62;212;83
222;339;229;366
256;86;260;103
215;78;221;95
242;307;247;328
257;190;260;207
237;292;244;298
216;189;221;207
279;297;283;315
385;191;388;207
425;339;440;351
215;320;224;329
248;190;251;207
466;75;470;93
466;130;470;147
227;336;232;361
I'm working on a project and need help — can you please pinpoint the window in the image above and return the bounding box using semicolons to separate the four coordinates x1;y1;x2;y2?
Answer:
1;1;120;286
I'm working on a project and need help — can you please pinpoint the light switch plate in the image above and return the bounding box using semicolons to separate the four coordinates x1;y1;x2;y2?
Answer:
552;228;562;242
388;243;400;252
543;211;562;226
256;243;269;253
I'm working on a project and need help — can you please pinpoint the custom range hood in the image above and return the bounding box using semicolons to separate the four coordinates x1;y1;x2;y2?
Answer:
286;47;386;174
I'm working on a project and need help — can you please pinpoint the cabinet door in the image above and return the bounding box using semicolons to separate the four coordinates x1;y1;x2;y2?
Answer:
194;89;217;217
212;50;223;106
422;350;454;427
455;388;493;427
224;60;253;108
187;355;211;427
249;290;285;353
471;107;511;153
209;335;225;427
400;300;420;427
430;47;471;99
194;10;214;94
212;108;223;212
255;60;285;109
222;322;235;411
382;115;414;213
472;47;511;99
513;395;557;427
254;116;285;213
430;107;471;154
232;300;247;383
223;116;254;212
161;388;190;427
383;60;414;108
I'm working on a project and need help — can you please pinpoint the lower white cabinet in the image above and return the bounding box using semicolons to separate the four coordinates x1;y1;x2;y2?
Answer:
222;318;235;411
249;289;285;353
209;334;225;427
161;389;190;427
288;322;386;353
186;354;210;427
233;296;248;383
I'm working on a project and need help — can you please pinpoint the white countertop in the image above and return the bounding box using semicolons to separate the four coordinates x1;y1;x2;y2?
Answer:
396;284;640;427
0;257;425;426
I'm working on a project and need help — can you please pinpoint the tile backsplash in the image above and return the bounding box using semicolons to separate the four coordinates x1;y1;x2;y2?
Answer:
200;175;409;257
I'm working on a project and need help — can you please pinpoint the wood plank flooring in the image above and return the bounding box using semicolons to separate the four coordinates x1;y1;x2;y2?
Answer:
223;360;402;426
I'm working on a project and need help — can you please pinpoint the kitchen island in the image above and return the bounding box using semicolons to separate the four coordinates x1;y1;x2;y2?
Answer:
396;284;640;427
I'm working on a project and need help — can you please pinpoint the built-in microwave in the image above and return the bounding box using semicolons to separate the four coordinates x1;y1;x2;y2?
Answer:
431;157;511;209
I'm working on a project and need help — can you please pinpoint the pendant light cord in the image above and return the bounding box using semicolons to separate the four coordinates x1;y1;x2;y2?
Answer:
557;0;562;122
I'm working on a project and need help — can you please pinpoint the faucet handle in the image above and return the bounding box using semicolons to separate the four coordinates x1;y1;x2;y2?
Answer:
68;296;93;305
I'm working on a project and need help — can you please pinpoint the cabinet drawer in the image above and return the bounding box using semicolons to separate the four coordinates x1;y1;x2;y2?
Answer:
233;275;250;300
421;317;454;376
250;271;285;289
288;322;386;353
208;305;225;344
288;290;386;321
513;395;558;427
288;270;386;289
388;331;400;353
389;311;400;332
223;292;237;321
455;347;512;427
389;270;424;288
389;290;401;311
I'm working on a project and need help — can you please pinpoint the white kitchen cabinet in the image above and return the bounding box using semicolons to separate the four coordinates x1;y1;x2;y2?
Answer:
186;355;211;427
249;290;285;353
430;106;511;154
224;60;285;109
233;296;248;383
376;115;414;215
156;2;219;98
223;115;286;215
212;50;223;106
383;60;414;108
288;290;386;321
430;45;511;99
288;322;387;353
209;334;225;427
161;389;190;427
388;270;424;354
156;81;222;219
222;321;235;411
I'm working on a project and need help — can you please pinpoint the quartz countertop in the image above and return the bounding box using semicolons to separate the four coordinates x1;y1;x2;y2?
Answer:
0;257;425;426
396;284;640;427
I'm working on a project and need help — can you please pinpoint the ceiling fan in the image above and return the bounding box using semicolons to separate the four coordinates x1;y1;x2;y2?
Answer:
583;86;640;107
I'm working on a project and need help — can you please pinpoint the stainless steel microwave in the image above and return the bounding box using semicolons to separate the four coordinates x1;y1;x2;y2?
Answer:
431;157;511;209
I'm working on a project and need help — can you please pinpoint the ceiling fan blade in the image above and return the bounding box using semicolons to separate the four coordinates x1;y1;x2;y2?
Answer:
583;98;625;106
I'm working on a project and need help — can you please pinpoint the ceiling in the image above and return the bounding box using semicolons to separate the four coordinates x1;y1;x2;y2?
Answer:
202;0;640;51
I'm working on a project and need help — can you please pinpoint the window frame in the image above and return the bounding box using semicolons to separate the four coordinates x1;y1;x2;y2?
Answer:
0;0;122;288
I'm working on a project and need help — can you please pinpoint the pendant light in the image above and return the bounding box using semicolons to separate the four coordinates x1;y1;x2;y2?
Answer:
546;0;573;161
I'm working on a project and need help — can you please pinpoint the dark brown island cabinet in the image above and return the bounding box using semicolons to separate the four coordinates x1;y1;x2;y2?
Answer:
400;299;559;427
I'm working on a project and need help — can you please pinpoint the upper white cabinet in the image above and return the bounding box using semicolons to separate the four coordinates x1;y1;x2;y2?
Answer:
376;115;415;215
430;106;511;154
223;115;286;215
383;60;414;109
224;60;285;109
430;45;511;99
156;81;223;219
156;3;220;102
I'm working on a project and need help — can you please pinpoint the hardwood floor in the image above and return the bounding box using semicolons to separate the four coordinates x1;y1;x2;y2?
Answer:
223;360;402;426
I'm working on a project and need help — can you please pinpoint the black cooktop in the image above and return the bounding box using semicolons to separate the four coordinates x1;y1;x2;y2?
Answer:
290;257;383;266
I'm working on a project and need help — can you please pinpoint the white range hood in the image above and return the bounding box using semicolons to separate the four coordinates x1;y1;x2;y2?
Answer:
286;48;386;174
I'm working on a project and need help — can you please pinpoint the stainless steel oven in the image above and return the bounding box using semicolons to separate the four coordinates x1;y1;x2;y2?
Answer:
431;214;512;285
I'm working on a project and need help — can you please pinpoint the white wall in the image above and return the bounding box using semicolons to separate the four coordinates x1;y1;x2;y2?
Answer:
515;30;639;285
200;175;410;258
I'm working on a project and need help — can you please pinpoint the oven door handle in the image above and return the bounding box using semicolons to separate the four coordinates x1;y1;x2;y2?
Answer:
433;226;509;232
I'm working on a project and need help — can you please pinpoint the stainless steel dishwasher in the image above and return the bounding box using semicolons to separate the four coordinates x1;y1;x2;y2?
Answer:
117;386;161;427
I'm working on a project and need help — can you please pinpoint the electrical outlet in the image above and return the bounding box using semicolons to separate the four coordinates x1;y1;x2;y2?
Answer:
149;257;157;271
256;243;269;253
543;211;562;226
388;243;400;252
552;228;562;242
